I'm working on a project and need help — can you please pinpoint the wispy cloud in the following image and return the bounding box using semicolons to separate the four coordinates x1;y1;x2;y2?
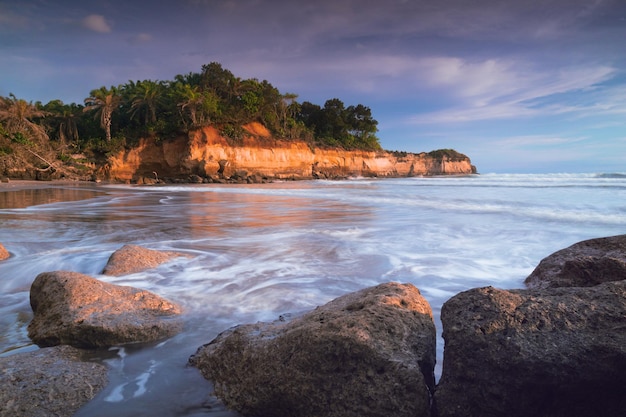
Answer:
127;33;152;44
409;57;617;123
82;14;111;33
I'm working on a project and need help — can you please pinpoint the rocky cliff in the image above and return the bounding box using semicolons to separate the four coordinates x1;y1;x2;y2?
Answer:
103;123;476;183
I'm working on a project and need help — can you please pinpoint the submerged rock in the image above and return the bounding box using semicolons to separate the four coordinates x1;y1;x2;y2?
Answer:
0;345;108;417
190;282;436;417
0;243;9;260
28;270;182;348
435;282;626;417
102;244;190;276
525;234;626;289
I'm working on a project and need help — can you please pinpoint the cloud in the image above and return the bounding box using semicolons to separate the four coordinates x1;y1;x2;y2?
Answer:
409;57;617;123
494;135;586;148
127;33;153;44
82;14;111;33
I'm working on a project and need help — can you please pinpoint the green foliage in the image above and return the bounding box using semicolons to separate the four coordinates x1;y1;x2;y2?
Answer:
0;61;382;153
427;149;466;161
220;125;245;146
295;99;381;150
10;132;34;146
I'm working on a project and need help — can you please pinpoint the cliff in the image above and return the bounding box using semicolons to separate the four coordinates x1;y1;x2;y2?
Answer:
103;123;476;183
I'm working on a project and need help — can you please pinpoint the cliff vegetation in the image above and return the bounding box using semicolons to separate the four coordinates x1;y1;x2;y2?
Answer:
0;62;475;182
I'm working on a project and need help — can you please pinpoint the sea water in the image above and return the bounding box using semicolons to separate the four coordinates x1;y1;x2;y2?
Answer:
0;173;624;416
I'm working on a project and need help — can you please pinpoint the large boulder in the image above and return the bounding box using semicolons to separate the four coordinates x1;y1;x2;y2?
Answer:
525;234;626;289
102;244;190;276
434;282;626;417
0;243;9;260
28;270;183;348
0;345;108;417
190;282;436;417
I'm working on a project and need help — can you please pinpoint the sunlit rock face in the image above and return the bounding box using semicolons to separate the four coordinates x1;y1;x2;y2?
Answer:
0;242;9;260
435;282;626;417
28;270;182;348
104;123;475;182
190;282;437;417
102;244;191;276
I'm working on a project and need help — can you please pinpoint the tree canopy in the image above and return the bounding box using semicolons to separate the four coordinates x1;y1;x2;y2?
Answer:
0;62;382;155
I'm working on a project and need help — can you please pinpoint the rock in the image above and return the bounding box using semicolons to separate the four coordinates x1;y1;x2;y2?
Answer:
189;174;204;183
28;270;183;348
0;243;9;261
190;282;436;417
435;282;626;417
0;345;108;417
102;244;189;276
525;235;626;289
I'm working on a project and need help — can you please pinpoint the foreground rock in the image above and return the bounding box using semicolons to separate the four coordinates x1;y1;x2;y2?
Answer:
102;244;190;276
525;234;626;289
0;243;9;260
190;282;436;417
0;345;108;417
435;282;626;417
28;271;182;348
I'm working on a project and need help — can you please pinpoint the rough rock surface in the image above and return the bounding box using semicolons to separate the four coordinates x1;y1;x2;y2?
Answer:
435;282;626;417
0;345;108;417
102;244;190;276
524;234;626;289
28;270;183;348
0;243;9;260
190;282;436;417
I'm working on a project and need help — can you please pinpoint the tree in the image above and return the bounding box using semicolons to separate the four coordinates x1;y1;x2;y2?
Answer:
346;104;379;150
175;84;219;128
84;86;122;142
41;100;83;147
0;94;49;143
127;80;165;126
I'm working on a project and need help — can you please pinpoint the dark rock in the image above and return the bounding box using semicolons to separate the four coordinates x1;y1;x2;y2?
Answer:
0;243;9;261
102;244;190;276
525;235;626;289
435;282;626;417
28;270;182;348
190;282;436;417
0;345;108;417
189;174;204;183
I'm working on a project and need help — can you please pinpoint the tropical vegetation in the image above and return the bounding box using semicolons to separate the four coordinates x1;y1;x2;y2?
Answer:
1;62;381;162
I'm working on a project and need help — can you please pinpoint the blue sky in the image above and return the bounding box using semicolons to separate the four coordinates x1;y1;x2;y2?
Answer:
1;0;625;173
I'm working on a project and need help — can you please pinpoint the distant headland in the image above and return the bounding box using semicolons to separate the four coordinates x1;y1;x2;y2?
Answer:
0;62;476;183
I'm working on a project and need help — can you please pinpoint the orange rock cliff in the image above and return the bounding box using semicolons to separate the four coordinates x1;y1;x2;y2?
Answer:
103;123;477;182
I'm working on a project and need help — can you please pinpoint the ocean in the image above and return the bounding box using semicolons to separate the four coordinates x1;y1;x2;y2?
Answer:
1;173;624;416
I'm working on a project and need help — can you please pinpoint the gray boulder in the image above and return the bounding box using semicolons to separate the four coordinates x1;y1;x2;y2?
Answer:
0;243;9;260
0;345;108;417
102;244;190;276
28;270;182;348
525;234;626;289
190;282;436;417
435;282;626;417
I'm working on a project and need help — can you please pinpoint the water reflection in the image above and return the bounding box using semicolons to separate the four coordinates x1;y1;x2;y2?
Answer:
0;184;106;209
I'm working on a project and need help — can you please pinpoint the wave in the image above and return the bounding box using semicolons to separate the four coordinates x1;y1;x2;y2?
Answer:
595;173;626;179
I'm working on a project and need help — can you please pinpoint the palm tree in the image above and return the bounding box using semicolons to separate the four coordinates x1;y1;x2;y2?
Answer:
0;94;49;143
129;80;164;126
176;84;219;128
84;86;122;142
58;104;82;146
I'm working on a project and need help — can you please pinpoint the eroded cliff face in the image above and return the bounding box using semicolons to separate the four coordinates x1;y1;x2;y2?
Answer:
103;123;476;182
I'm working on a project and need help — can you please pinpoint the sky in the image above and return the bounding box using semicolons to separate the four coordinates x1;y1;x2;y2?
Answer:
1;0;626;173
